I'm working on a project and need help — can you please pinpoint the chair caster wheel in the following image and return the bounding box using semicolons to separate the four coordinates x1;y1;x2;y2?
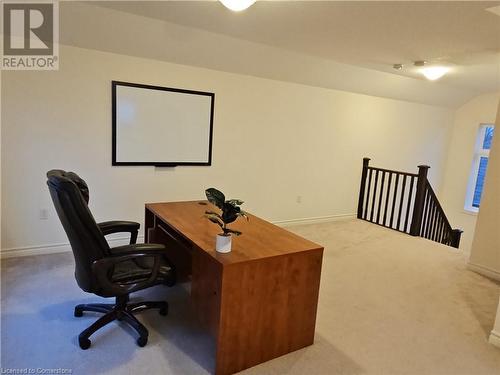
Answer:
159;306;168;316
74;308;83;317
137;336;148;347
79;337;91;350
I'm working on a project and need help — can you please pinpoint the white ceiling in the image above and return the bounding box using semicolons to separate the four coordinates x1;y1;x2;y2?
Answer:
97;1;500;93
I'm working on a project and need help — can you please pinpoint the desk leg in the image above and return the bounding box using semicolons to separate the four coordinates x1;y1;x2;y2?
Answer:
214;249;323;375
191;249;223;337
144;208;155;244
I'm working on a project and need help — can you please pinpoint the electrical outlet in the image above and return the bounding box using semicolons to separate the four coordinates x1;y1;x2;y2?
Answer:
296;195;302;204
39;208;49;220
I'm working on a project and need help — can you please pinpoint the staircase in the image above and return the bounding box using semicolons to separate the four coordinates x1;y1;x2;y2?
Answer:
357;158;462;248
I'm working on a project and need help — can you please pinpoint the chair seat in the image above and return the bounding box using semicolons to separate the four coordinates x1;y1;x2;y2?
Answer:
111;257;175;286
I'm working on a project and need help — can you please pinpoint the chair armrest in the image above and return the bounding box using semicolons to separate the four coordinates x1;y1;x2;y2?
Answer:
109;243;166;256
92;251;163;295
98;221;140;244
109;243;174;270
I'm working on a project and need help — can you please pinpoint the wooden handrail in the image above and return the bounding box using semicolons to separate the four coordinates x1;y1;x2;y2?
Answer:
357;158;462;248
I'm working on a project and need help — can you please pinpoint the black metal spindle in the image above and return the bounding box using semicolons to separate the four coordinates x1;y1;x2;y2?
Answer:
425;196;435;239
389;173;399;228
419;190;426;236
436;217;443;243
429;202;437;240
383;172;392;226
396;175;407;231
376;171;386;224
421;189;430;236
436;212;442;242
428;200;436;239
357;158;370;219
441;220;446;243
431;206;439;241
424;198;432;239
403;176;415;233
370;170;379;222
364;168;373;219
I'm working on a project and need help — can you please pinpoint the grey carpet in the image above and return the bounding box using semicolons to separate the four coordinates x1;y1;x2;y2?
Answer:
1;219;500;374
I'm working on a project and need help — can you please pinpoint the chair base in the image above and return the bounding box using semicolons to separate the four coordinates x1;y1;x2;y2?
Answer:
74;295;168;349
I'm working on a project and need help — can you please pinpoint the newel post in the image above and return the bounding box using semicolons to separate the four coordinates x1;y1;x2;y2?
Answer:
409;165;430;236
357;157;371;219
450;229;463;249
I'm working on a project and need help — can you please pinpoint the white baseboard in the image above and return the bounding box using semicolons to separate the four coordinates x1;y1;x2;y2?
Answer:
1;214;355;259
1;235;145;259
467;262;500;282
489;330;500;348
272;213;356;227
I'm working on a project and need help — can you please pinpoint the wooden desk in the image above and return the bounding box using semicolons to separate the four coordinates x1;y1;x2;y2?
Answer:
145;201;323;375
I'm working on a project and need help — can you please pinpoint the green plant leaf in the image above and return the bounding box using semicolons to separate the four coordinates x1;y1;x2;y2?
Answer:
226;199;244;206
205;188;225;209
222;202;240;224
238;211;249;221
225;228;242;236
205;210;222;220
204;214;224;228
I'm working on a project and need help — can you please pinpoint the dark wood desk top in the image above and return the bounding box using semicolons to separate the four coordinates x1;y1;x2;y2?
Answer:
146;201;323;265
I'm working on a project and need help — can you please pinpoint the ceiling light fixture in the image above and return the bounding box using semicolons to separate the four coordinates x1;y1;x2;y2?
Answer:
486;5;500;17
414;61;449;81
219;0;256;12
420;66;449;81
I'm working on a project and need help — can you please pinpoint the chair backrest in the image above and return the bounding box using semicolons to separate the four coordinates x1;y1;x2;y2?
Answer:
47;170;110;293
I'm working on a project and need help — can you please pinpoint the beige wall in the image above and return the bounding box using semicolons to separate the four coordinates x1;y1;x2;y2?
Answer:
1;45;454;254
468;101;500;279
440;92;500;253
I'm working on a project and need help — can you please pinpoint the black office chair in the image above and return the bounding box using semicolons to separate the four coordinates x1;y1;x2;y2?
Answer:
46;170;175;349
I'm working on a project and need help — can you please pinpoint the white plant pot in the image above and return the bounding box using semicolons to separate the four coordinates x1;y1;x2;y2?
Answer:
216;234;232;253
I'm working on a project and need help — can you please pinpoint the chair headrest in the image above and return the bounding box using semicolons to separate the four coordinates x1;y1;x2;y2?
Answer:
47;169;90;203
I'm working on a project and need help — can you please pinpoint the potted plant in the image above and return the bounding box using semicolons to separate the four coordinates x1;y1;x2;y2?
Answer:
204;188;248;253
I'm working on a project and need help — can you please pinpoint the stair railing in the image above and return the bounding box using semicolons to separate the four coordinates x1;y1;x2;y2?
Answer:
357;158;462;248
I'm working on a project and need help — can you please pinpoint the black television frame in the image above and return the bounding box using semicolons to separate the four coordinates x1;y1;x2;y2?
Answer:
112;80;215;167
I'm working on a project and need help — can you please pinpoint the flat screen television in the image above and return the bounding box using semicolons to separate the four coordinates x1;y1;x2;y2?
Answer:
112;81;214;166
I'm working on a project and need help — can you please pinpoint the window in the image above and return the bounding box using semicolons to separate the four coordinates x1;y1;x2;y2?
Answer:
465;124;494;212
